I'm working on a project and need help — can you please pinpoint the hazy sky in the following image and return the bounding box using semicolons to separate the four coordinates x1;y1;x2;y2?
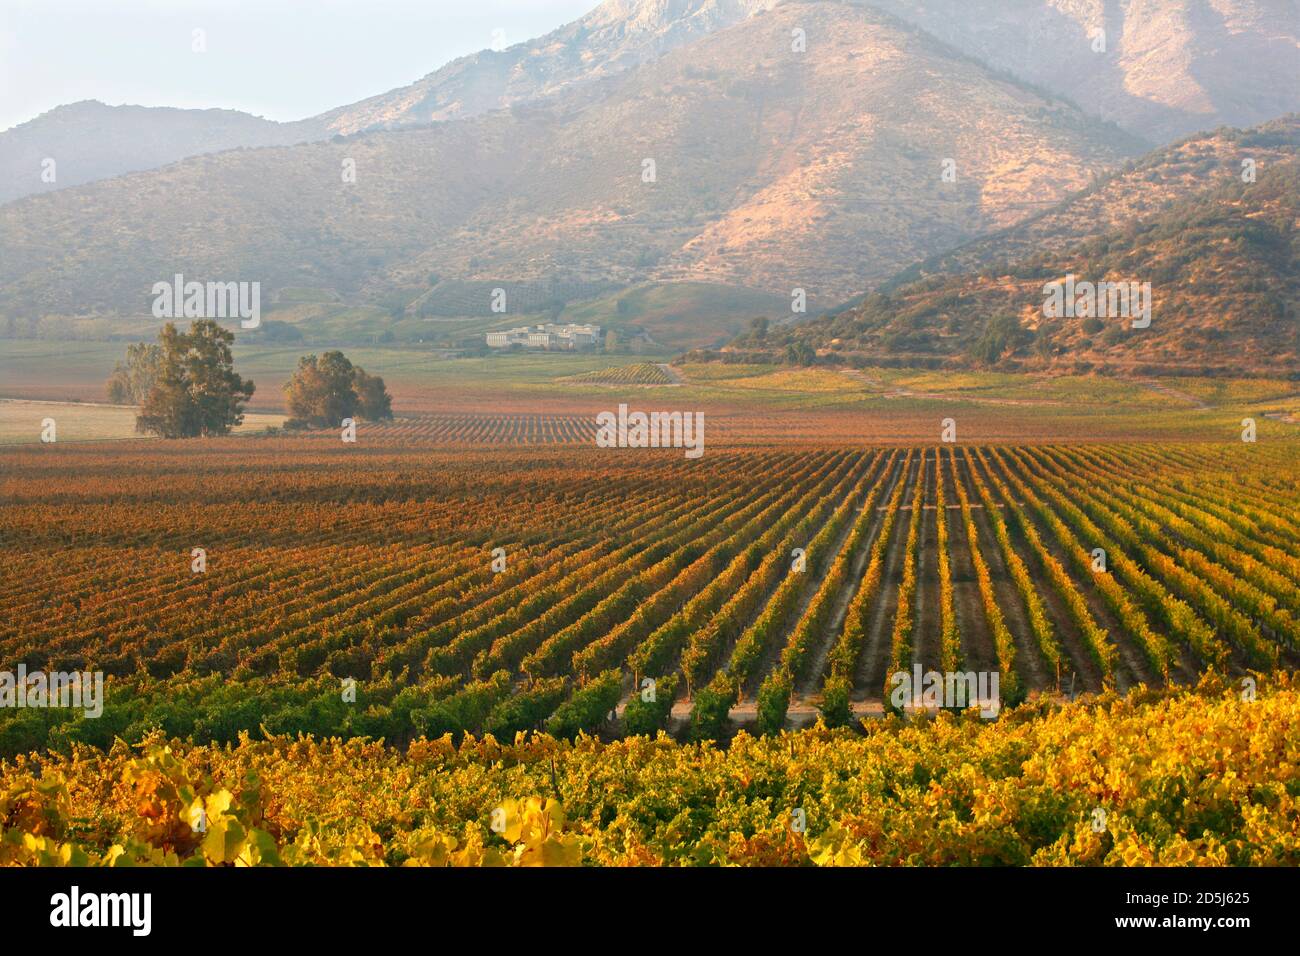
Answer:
0;0;599;132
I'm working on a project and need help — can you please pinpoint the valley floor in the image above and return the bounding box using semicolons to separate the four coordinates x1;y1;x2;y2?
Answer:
2;358;1296;867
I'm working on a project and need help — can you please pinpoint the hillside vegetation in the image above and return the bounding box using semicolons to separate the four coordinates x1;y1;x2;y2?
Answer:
737;156;1300;376
887;116;1300;287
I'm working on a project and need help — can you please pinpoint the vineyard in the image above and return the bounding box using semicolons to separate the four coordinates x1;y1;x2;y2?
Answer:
4;0;1298;885
562;364;677;386
352;413;599;444
2;678;1296;865
2;431;1297;757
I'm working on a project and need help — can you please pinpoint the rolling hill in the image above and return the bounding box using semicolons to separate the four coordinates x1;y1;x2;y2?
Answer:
737;155;1300;376
884;114;1300;288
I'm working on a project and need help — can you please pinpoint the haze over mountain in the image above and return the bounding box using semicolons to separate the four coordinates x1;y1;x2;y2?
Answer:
0;101;317;206
4;0;1296;208
869;0;1300;144
0;0;781;206
0;0;1142;349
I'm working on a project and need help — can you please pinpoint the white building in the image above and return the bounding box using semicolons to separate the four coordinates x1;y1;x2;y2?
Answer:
565;325;602;347
486;324;602;350
485;330;523;347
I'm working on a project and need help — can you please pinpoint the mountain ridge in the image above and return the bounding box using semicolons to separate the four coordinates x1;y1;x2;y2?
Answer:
0;100;320;205
313;0;783;135
4;0;1296;206
0;0;780;205
0;1;1142;350
865;0;1300;144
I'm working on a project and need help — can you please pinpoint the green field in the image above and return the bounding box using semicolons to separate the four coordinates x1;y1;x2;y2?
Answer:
1;338;1297;442
557;281;794;350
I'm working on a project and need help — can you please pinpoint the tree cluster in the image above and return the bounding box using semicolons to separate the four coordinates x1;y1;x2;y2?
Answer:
107;343;163;405
109;326;393;438
283;351;393;429
134;321;255;438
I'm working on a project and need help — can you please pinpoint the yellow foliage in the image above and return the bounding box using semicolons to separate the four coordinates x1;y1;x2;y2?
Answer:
1;681;1297;867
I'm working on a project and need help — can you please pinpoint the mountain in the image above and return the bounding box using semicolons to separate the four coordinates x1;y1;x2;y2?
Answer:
0;101;318;205
5;0;1292;208
867;0;1300;144
315;0;783;134
738;151;1299;376
886;114;1300;286
0;1;1142;350
0;0;779;206
374;0;1144;308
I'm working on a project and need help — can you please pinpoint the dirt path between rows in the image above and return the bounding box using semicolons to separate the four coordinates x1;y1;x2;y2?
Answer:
794;452;906;699
742;454;890;700
852;453;921;700
955;450;1052;693
1131;379;1210;410
969;451;1107;694
940;452;1000;679
981;447;1152;690
1014;447;1203;685
980;448;1187;689
656;363;685;385
612;452;858;716
912;457;940;674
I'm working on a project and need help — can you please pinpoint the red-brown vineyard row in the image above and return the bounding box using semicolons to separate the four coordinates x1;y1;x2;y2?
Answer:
353;414;599;444
1;436;1297;752
563;363;677;386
